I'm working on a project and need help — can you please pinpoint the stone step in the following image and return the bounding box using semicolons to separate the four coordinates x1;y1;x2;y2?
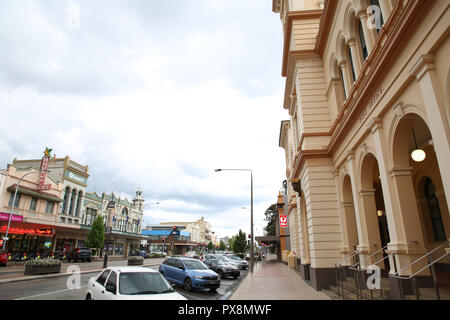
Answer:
404;287;450;300
321;288;341;300
328;284;357;300
330;281;389;300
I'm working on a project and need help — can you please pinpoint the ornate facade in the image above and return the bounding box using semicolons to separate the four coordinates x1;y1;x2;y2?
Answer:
274;0;450;295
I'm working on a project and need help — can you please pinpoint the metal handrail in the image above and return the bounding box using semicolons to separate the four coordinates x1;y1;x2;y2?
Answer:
391;251;449;280
350;244;388;270
393;240;449;276
336;250;359;267
369;241;415;273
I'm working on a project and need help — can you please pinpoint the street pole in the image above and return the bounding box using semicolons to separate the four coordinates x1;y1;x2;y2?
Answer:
3;171;37;251
250;171;254;274
215;168;254;273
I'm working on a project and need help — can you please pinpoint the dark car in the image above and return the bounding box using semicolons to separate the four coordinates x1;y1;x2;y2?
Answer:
0;250;7;266
68;248;92;262
203;259;240;279
159;257;220;292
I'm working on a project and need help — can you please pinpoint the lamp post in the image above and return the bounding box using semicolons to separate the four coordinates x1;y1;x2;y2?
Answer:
3;170;42;250
215;168;254;273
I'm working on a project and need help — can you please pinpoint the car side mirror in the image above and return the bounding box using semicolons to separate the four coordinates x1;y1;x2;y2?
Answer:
178;266;185;270
106;285;116;294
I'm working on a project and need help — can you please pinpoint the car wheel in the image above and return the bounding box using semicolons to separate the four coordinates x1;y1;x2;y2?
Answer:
209;288;217;293
85;293;92;300
183;278;192;292
88;259;91;262
217;270;225;280
233;275;239;279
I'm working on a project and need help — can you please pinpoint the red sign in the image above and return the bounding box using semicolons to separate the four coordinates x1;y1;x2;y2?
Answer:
279;215;288;228
0;226;54;236
38;155;51;191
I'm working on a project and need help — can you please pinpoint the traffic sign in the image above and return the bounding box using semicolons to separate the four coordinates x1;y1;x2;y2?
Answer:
279;215;288;228
3;237;9;241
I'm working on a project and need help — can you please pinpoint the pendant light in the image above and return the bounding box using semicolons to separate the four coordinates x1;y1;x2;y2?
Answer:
411;128;426;162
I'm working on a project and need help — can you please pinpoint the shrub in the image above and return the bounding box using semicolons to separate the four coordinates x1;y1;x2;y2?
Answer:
25;258;62;267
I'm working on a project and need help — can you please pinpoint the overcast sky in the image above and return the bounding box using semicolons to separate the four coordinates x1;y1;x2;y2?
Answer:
0;0;287;239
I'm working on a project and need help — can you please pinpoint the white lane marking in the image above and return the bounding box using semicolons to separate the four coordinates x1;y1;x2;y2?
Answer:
14;286;87;300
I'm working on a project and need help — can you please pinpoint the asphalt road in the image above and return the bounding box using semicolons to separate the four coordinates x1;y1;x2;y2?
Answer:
0;265;248;300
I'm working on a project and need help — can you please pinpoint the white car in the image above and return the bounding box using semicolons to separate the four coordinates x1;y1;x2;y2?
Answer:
85;266;187;300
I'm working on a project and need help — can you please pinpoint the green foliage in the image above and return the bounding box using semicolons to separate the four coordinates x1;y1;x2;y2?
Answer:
232;230;248;254
86;216;105;253
219;240;226;251
264;204;278;236
207;241;214;251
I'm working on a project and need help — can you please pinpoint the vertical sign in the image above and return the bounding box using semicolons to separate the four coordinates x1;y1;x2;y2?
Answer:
279;215;288;228
39;148;52;191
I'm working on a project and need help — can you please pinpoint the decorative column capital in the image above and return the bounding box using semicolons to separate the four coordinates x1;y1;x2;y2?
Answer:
389;167;413;177
410;54;435;81
346;150;356;162
368;117;383;133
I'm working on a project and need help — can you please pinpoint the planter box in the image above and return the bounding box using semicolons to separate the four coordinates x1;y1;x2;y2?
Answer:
24;264;61;275
128;256;144;266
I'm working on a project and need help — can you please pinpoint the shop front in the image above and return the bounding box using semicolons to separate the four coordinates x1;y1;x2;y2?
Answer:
0;221;56;259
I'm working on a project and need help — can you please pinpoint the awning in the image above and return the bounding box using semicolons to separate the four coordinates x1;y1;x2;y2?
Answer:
7;184;63;203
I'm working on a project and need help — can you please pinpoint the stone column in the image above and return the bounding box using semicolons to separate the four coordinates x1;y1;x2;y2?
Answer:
357;11;376;55
410;55;450;209
347;38;362;79
378;0;393;22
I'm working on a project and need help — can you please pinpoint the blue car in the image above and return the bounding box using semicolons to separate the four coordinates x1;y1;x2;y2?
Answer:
159;257;220;292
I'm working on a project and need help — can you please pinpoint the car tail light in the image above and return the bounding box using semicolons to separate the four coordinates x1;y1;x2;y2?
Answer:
76;249;80;253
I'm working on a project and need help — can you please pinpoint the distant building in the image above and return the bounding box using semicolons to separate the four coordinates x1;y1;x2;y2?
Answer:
82;190;145;257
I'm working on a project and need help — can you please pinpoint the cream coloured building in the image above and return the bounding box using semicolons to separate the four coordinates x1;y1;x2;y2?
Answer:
274;0;450;298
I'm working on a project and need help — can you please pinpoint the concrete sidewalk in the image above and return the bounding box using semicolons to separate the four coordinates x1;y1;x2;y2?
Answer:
0;258;164;284
229;255;330;300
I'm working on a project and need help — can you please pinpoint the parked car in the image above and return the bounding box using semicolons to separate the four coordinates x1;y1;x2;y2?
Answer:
184;251;200;259
0;250;7;267
203;259;240;279
151;251;167;257
68;248;92;262
159;257;220;292
85;266;186;300
225;254;249;270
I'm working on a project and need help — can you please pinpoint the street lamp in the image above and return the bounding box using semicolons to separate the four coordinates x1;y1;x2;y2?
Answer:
215;168;254;273
3;170;47;250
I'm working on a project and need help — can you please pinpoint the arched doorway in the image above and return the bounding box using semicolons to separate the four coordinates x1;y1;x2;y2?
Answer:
359;153;391;271
391;113;449;279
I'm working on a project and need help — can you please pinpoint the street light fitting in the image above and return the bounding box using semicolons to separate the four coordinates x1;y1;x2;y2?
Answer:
214;169;222;172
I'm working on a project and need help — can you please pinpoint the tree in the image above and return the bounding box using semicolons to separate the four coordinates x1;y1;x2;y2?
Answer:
264;204;277;236
86;216;105;256
207;241;214;252
219;240;226;251
232;230;248;253
228;235;236;251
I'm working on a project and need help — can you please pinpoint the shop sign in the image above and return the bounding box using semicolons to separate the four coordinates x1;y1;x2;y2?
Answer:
0;212;23;223
64;170;87;185
0;226;54;236
279;215;288;228
39;147;53;191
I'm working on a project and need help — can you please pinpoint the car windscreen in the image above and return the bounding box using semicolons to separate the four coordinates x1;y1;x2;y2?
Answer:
228;256;242;261
218;256;231;263
119;272;174;295
183;260;209;270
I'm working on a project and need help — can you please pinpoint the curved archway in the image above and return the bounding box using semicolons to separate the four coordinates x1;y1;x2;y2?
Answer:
393;114;450;247
359;152;391;270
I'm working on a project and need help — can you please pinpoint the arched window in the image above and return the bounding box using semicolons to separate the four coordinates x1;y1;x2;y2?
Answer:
339;66;347;99
62;187;70;214
358;21;368;60
425;178;447;241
